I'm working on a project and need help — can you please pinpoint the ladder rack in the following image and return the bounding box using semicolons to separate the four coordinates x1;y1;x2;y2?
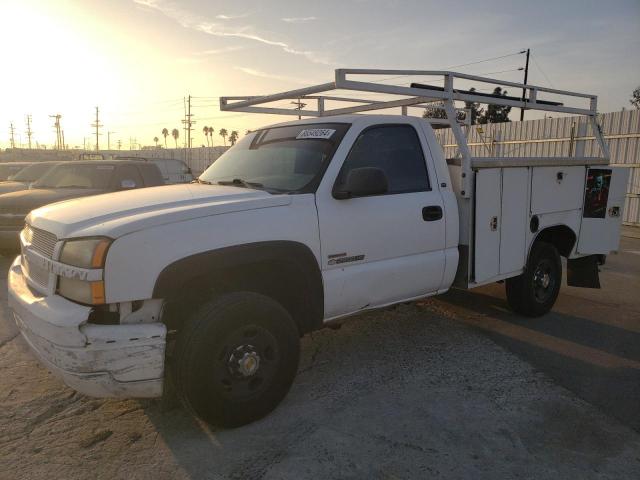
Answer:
220;69;610;198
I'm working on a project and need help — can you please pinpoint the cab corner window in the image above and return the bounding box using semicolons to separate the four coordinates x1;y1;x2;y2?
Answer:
336;124;430;196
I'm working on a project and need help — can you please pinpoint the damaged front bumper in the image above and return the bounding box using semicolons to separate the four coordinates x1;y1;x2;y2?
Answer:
7;256;166;398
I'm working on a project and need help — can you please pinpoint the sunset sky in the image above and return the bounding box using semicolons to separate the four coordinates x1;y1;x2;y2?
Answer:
0;0;639;150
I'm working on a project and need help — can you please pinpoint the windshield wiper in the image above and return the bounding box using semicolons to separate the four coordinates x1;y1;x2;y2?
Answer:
216;178;264;189
194;178;213;185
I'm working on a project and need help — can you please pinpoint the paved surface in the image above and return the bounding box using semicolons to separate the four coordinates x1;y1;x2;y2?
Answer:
1;240;640;479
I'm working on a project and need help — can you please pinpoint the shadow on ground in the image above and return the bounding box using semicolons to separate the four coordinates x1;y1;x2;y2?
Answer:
436;288;640;432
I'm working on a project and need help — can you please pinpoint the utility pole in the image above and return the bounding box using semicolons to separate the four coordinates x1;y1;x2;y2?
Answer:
107;131;115;150
520;48;530;122
182;95;195;148
117;139;122;150
25;115;33;149
9;122;16;149
291;99;306;120
49;114;62;149
61;130;65;150
91;106;103;151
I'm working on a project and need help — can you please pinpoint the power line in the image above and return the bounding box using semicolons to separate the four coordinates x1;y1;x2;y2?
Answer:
530;53;555;89
374;50;527;83
478;67;524;76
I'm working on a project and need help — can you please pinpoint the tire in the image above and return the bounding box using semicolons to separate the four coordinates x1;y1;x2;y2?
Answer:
172;291;300;428
505;241;562;317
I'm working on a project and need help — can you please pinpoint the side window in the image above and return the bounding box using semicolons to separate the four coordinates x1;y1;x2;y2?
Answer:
112;165;144;189
335;124;430;195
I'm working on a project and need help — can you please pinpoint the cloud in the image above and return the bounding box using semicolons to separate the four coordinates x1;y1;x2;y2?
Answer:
235;66;311;85
132;0;330;65
281;16;317;23
216;13;251;20
193;46;244;56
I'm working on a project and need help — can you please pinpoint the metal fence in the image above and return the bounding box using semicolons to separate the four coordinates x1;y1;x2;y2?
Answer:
434;109;640;226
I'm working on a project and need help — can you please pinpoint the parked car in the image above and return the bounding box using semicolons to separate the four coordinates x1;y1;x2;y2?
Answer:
0;160;163;252
0;161;60;195
114;156;194;184
0;162;31;181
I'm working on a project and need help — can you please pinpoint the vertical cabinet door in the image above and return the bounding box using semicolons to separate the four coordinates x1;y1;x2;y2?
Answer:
499;168;529;275
577;167;631;254
474;169;501;283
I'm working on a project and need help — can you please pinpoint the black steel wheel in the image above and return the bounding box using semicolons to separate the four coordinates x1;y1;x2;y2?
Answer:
506;241;562;317
172;291;300;428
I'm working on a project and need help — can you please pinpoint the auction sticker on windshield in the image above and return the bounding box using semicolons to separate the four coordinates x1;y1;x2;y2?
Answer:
296;129;336;140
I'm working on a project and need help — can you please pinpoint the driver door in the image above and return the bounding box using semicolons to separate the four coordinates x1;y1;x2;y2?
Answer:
316;123;447;319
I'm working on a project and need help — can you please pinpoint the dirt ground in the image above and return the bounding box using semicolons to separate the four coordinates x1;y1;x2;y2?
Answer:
1;239;640;480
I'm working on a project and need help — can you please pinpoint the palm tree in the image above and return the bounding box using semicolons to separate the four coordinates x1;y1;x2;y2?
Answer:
171;128;179;148
161;128;169;148
153;136;159;147
219;128;228;146
229;130;239;146
203;126;210;147
208;126;214;145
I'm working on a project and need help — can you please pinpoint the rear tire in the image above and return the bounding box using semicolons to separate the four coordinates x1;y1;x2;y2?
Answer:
505;241;561;317
172;291;300;428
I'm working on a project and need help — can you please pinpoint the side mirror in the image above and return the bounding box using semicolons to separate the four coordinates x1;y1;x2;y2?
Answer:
333;167;388;200
120;179;137;189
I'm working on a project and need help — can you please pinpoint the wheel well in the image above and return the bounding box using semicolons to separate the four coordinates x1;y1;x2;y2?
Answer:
533;225;577;257
154;242;324;336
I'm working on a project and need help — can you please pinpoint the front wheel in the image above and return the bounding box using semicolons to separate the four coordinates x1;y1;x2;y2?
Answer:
172;292;300;428
505;241;562;317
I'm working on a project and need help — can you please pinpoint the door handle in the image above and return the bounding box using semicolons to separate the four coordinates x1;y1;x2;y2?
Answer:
422;205;443;221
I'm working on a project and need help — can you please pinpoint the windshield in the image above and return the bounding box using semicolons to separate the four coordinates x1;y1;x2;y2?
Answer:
199;123;350;193
0;164;27;181
34;164;114;189
11;163;54;182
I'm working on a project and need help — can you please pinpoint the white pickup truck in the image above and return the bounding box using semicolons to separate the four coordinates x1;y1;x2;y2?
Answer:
8;70;629;428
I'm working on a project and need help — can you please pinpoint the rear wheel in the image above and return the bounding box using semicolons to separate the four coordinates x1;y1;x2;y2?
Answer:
505;241;561;317
172;291;300;428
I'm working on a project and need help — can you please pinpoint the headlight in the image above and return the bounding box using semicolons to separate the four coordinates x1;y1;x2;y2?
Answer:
58;237;111;304
59;237;111;268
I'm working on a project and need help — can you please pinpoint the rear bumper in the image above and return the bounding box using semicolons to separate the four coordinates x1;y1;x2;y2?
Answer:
8;256;166;398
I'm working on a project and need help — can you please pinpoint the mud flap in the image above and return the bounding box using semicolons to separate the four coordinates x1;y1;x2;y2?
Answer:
567;255;601;288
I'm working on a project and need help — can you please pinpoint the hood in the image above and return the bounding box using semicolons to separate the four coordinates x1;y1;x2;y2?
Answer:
0;188;104;214
27;184;292;239
0;181;29;195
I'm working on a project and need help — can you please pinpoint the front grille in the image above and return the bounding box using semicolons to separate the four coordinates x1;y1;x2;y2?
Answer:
22;225;58;293
23;255;50;288
24;225;58;258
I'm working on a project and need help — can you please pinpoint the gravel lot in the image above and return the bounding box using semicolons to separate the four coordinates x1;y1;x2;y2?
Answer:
1;248;640;479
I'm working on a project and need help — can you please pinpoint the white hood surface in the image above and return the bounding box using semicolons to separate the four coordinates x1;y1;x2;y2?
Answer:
27;184;292;239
